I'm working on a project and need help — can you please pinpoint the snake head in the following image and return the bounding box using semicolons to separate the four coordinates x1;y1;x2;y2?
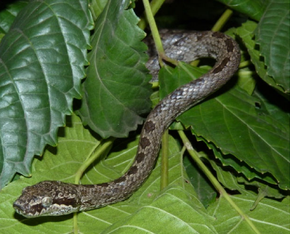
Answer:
13;181;81;218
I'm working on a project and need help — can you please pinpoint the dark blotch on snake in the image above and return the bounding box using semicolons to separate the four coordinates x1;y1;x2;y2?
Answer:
212;57;230;74
140;137;150;149
144;120;155;132
136;152;145;163
99;182;109;187
127;166;138;175
225;38;234;52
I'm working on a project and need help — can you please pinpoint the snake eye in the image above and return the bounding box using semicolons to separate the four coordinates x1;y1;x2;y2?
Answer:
41;197;53;207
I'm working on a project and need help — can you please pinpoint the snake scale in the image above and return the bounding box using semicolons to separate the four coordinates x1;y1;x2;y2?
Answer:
13;30;240;218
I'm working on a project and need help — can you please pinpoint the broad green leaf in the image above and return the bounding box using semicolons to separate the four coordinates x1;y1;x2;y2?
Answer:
210;144;278;186
237;20;286;94
158;62;290;190
208;157;248;192
78;0;152;138
0;0;93;189
207;194;290;234
237;178;287;200
89;0;108;20
204;150;284;199
255;0;290;94
102;186;217;234
253;83;290;128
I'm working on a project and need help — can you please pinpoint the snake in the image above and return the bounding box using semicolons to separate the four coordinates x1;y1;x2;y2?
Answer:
13;30;240;218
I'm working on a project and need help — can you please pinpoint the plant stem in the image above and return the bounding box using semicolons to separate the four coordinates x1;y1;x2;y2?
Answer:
142;0;165;66
143;0;180;67
212;9;233;32
138;0;166;30
74;138;115;184
73;214;78;234
178;130;261;234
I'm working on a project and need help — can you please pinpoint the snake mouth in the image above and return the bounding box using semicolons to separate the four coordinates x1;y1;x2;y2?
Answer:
13;199;38;218
13;200;22;210
13;201;27;216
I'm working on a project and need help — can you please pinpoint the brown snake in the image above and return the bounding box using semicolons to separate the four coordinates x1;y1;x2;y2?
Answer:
13;30;240;218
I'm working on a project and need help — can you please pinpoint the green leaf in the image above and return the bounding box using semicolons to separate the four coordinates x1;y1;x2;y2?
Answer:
207;194;290;234
204;150;285;199
237;178;287;200
89;0;108;20
78;0;152;138
236;20;286;94
0;1;28;34
102;186;217;234
210;144;278;186
255;0;290;94
159;62;290;190
0;0;93;189
208;156;248;192
253;83;290;127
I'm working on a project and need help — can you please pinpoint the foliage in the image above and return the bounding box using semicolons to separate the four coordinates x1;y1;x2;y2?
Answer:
0;0;289;233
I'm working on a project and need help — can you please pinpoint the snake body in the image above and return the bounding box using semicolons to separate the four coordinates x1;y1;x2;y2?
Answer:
13;30;240;218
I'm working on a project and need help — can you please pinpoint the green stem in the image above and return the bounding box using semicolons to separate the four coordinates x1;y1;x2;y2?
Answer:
142;0;165;66
160;129;169;190
211;9;233;32
142;0;180;68
178;131;261;234
138;0;166;30
74;138;115;184
73;214;78;234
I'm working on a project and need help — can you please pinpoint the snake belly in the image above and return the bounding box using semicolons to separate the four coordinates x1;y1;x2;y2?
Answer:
13;30;240;218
